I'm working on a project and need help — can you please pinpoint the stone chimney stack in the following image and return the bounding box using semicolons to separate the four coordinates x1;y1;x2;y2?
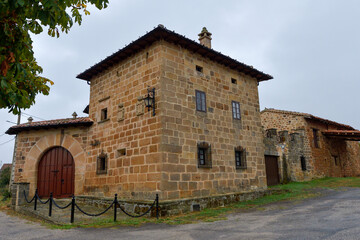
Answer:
198;27;212;48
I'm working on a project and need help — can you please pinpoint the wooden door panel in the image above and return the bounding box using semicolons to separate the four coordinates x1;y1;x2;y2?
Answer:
37;147;74;198
265;155;280;186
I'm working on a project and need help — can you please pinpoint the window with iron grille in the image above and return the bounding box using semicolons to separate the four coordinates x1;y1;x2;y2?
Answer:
313;129;320;148
197;142;211;168
235;146;246;169
232;101;241;119
300;156;307;171
196;90;206;112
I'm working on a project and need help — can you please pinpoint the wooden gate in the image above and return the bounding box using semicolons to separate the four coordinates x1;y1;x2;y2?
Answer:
265;155;280;186
37;147;75;198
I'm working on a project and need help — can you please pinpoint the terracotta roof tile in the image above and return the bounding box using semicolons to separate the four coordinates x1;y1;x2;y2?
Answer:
6;117;93;135
261;108;355;130
77;25;273;82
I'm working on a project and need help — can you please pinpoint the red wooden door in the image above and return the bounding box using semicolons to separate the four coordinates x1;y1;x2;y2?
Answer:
37;147;74;198
265;155;280;186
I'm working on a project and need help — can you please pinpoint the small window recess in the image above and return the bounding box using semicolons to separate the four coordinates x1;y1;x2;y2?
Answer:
196;65;203;73
333;155;340;166
300;156;307;171
100;108;108;121
231;78;237;84
116;148;126;157
96;151;108;174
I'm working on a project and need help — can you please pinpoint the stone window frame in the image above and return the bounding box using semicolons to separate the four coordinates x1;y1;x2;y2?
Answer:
197;142;212;168
195;90;207;112
96;151;108;175
99;108;109;123
231;101;241;120
300;156;307;171
332;155;340;166
231;78;237;84
235;146;247;169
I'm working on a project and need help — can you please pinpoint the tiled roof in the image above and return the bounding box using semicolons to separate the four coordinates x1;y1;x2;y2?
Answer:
261;108;355;130
322;130;360;141
77;25;273;82
6;117;93;135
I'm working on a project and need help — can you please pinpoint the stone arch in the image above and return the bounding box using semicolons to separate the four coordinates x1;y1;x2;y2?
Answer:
23;133;86;195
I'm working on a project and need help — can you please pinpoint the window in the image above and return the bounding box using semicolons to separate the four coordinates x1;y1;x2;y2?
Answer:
232;101;241;119
235;146;247;169
196;65;203;73
101;108;108;121
96;152;108;174
333;155;340;166
196;90;206;112
117;148;126;157
197;142;212;168
313;129;320;148
300;156;307;171
231;78;237;84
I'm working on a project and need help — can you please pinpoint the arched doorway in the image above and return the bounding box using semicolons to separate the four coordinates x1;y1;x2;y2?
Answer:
37;147;75;198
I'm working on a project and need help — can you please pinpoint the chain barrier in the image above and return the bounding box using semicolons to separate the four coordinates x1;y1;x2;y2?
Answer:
22;189;160;223
75;201;114;217
23;190;35;204
52;199;72;209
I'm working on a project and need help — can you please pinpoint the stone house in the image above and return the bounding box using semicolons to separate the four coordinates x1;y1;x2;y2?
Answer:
6;25;273;204
261;108;360;185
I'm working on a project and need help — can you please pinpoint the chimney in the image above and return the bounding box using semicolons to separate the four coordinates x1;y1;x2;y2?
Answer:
72;112;78;119
27;117;33;123
198;27;212;48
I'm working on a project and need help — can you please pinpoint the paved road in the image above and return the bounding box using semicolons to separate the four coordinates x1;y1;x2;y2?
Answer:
2;188;360;240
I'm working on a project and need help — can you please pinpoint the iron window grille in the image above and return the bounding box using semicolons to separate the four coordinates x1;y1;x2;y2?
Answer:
197;142;212;168
232;101;241;119
235;146;247;169
196;90;207;112
300;156;307;171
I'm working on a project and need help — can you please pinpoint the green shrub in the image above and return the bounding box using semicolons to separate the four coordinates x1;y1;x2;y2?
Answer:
0;167;10;188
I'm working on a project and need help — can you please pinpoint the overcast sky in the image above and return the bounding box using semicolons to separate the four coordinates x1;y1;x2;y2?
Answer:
1;0;359;166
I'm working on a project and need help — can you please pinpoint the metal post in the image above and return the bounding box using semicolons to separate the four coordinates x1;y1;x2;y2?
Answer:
49;192;53;217
34;189;38;211
114;194;118;222
70;195;75;223
156;194;159;219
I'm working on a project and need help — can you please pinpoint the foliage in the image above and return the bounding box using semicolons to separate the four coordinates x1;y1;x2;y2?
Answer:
0;167;10;188
0;0;108;114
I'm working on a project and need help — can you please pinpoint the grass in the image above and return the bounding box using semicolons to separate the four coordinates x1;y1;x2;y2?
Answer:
2;177;360;229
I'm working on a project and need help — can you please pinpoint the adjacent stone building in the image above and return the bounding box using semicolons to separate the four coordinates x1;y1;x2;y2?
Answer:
261;108;360;185
7;26;273;204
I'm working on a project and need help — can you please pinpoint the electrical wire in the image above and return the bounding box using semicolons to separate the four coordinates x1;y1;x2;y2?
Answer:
21;112;46;121
0;138;15;146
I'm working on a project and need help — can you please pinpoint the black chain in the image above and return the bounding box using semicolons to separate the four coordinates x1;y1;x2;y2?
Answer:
52;199;72;209
75;201;114;217
117;199;156;218
35;193;50;204
23;190;35;204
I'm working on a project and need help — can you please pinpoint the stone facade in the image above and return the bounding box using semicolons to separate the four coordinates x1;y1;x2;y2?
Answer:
261;109;360;182
9;26;272;203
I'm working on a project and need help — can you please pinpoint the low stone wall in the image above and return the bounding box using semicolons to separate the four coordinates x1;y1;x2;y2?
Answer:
11;182;30;207
76;189;272;217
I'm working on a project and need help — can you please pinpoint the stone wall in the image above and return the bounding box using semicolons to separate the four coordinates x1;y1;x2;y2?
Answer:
158;41;266;199
12;128;89;195
261;110;360;180
85;42;163;200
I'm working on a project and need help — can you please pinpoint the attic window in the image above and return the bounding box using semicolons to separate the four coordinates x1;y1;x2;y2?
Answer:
196;65;203;73
231;78;237;84
101;108;108;121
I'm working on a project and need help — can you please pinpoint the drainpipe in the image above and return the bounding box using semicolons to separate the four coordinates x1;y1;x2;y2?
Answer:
9;113;21;192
